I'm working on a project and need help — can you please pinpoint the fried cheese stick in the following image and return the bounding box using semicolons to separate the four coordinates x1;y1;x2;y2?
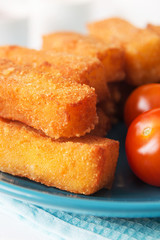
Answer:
42;32;125;82
147;24;160;36
99;81;134;124
87;17;139;47
88;18;160;86
0;118;119;195
0;45;108;102
0;59;97;139
90;107;111;137
125;29;160;85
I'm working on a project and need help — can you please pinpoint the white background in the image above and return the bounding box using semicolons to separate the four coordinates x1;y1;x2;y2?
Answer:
0;0;160;47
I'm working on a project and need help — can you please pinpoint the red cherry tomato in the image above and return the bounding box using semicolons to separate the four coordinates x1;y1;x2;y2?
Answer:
124;83;160;127
125;108;160;187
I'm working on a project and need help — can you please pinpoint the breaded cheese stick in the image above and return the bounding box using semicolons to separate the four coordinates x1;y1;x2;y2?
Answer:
0;118;119;195
99;81;134;124
42;32;125;82
90;107;111;137
0;45;108;102
125;29;160;85
147;24;160;36
87;17;139;47
0;59;97;138
88;18;160;86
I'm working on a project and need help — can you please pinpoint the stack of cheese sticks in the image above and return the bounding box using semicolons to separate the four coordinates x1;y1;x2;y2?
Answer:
0;46;119;195
43;17;160;123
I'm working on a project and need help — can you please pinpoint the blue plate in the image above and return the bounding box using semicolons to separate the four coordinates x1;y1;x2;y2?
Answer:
0;123;160;218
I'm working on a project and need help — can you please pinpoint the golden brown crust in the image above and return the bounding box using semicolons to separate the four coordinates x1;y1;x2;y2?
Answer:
125;29;160;85
90;107;111;137
0;45;108;102
42;32;125;82
147;24;160;36
42;32;110;58
99;81;134;124
0;118;119;195
87;17;139;46
0;59;98;138
88;18;160;86
100;47;125;82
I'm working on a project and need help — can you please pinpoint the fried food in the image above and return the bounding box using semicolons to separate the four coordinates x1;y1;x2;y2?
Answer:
90;107;111;137
125;29;160;85
87;17;139;47
147;24;160;36
87;18;160;86
0;45;108;102
42;32;125;82
0;59;98;139
101;47;125;82
100;81;134;124
0;117;119;195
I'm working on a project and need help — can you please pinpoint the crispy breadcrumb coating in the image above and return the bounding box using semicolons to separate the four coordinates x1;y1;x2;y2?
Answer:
87;17;138;47
0;59;98;138
88;18;160;86
90;107;111;137
42;32;125;82
0;118;119;195
125;29;160;85
0;45;109;102
147;23;160;36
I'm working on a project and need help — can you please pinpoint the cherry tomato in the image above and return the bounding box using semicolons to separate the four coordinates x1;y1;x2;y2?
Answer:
124;83;160;127
125;108;160;187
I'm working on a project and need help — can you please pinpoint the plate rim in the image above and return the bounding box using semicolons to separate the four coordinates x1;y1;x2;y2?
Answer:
1;179;160;218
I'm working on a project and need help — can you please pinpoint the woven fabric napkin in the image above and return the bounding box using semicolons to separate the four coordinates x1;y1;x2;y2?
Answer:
0;194;160;240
